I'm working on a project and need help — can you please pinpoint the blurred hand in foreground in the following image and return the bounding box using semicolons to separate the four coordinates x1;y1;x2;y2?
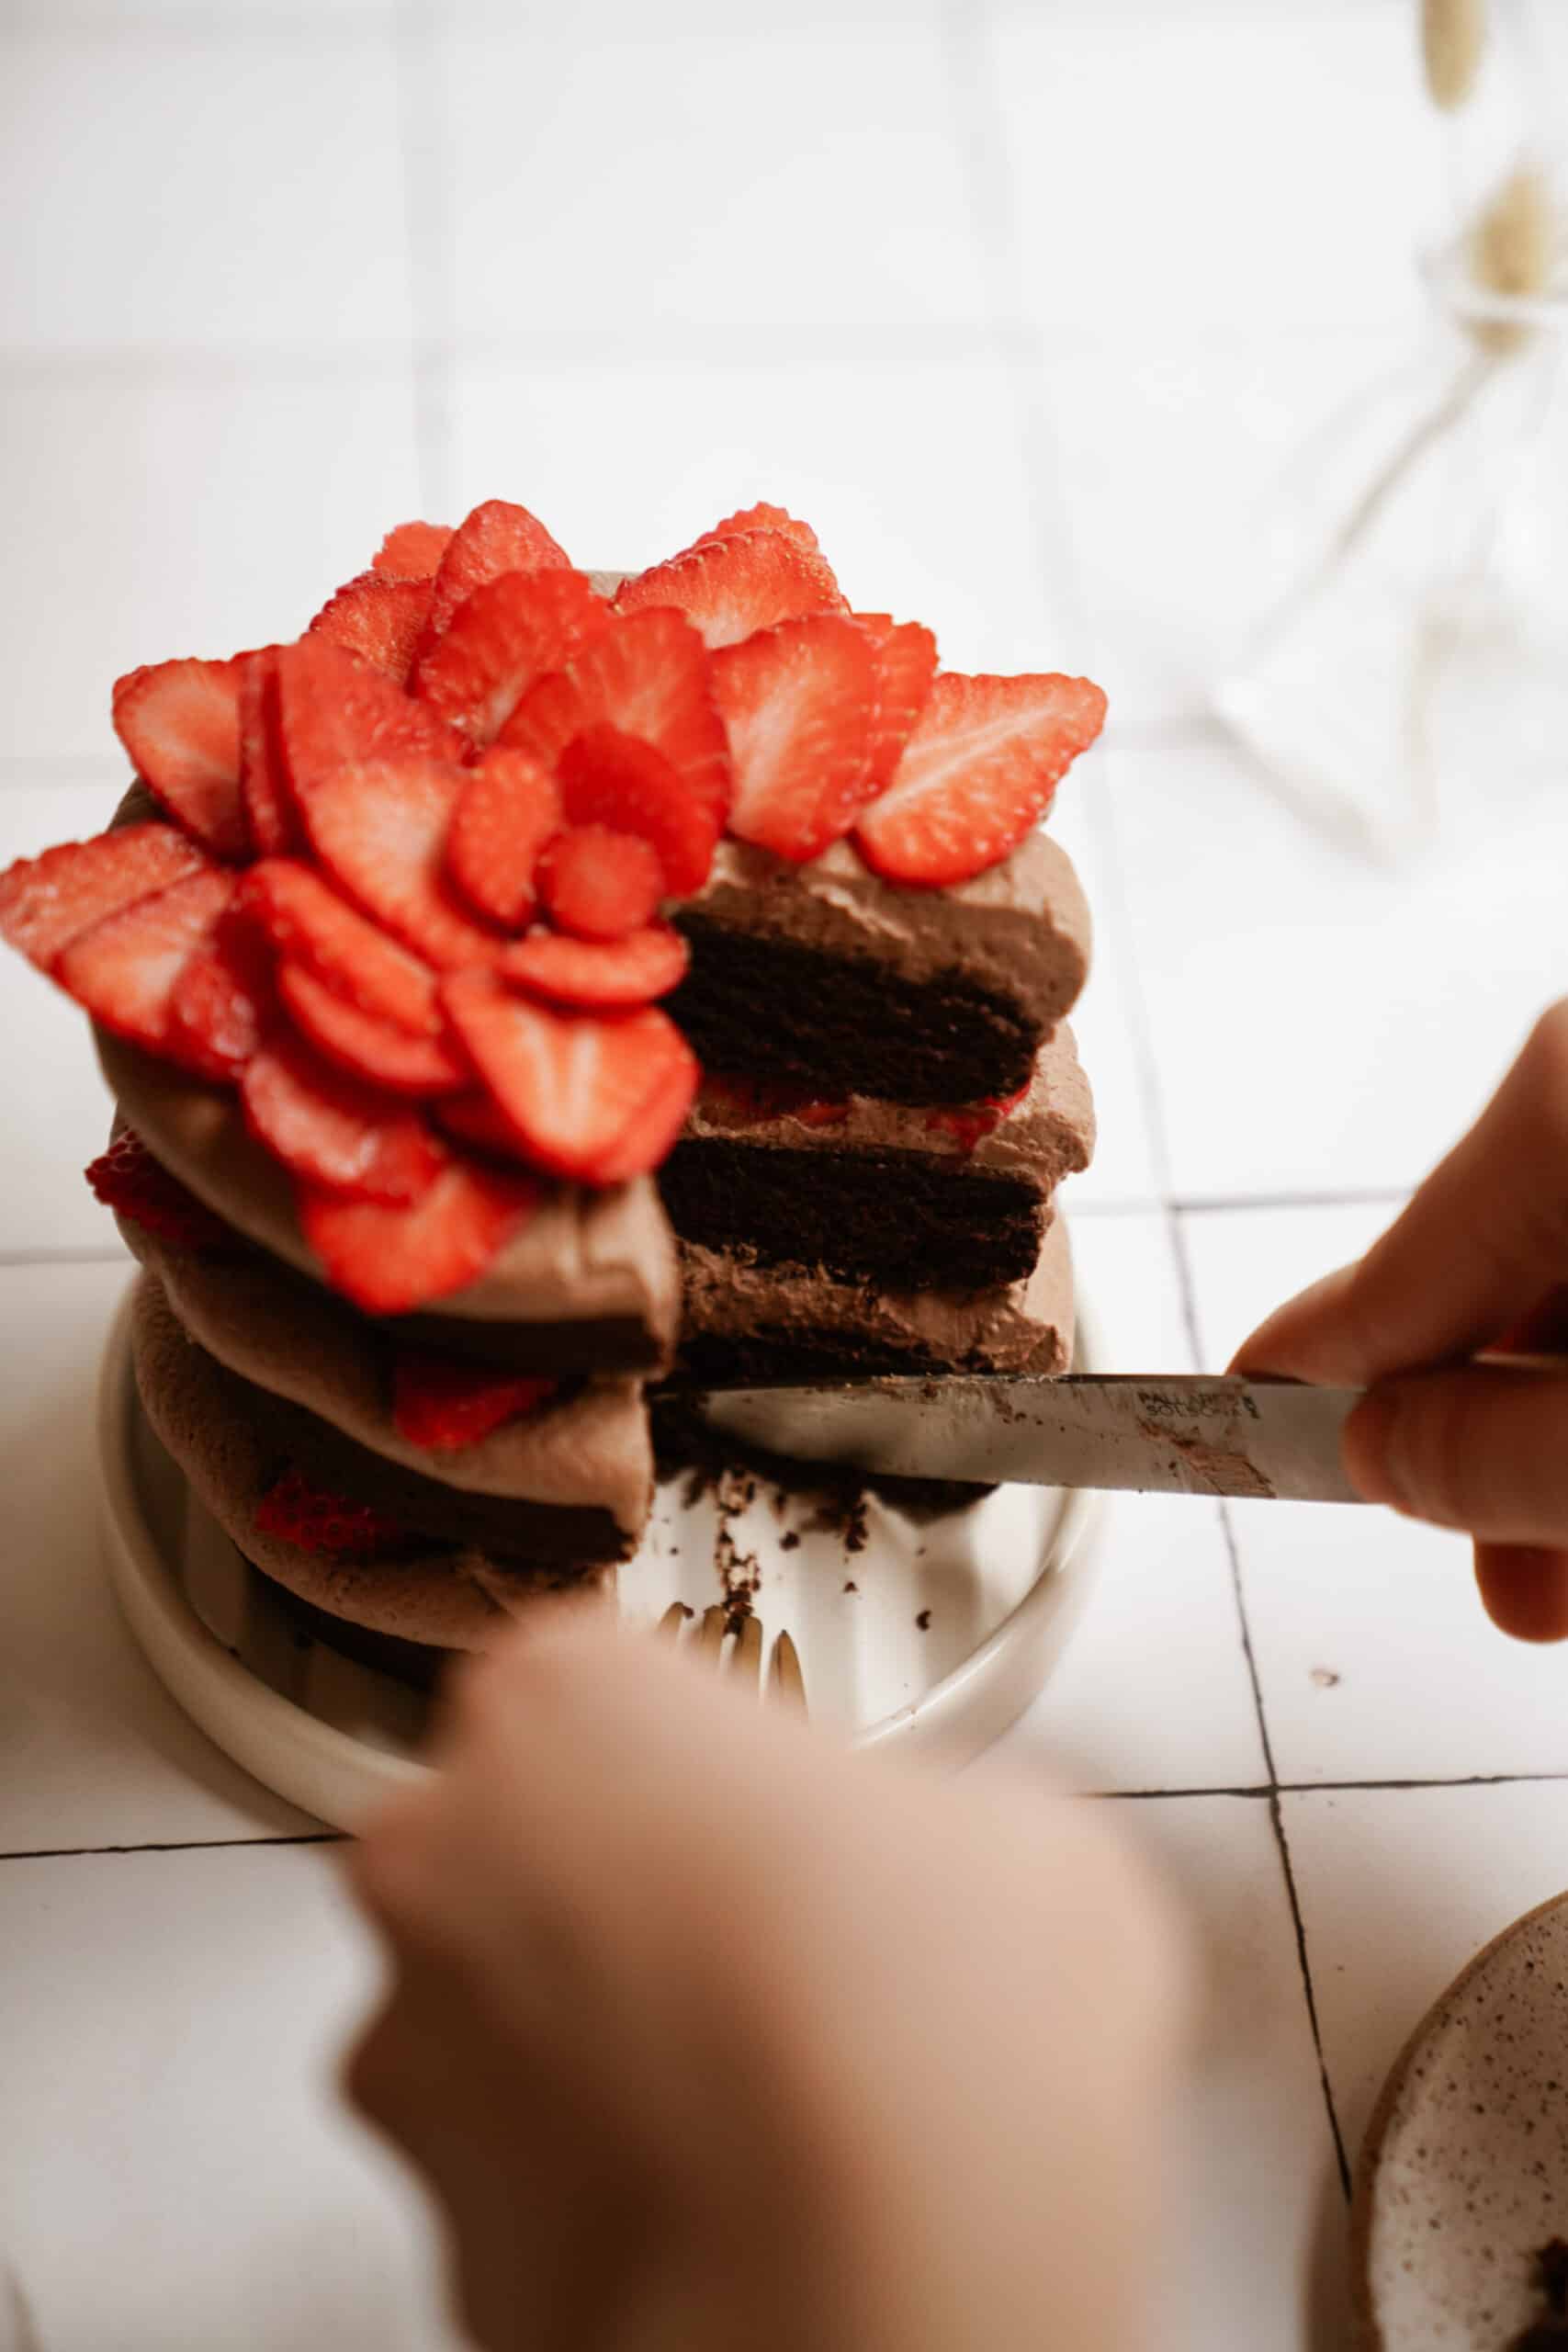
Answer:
343;1616;1190;2352
1234;1001;1568;1640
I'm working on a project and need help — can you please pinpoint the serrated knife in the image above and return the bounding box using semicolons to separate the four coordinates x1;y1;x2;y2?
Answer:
698;1374;1365;1502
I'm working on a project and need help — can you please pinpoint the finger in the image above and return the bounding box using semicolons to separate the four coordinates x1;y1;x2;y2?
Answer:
1491;1285;1568;1358
1344;1363;1568;1544
1473;1544;1568;1643
1232;1001;1568;1385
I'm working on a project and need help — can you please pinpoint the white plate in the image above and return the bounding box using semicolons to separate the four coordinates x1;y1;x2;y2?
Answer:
1354;1890;1568;2348
98;1283;1104;1830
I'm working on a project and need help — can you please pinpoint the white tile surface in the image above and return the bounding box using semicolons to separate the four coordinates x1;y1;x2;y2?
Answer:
1105;1794;1347;2352
1109;733;1564;1198
1002;1212;1268;1793
0;1260;321;1853
0;376;422;767
988;0;1436;335
0;20;410;356
445;5;988;337
1285;1781;1568;2167
1182;1203;1568;1786
0;1843;461;2350
452;349;1090;680
0;786;138;1250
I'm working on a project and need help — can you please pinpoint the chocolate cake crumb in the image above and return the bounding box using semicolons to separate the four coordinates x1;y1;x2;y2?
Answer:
1504;2240;1568;2347
843;1578;858;1594
780;1531;801;1552
916;1609;932;1631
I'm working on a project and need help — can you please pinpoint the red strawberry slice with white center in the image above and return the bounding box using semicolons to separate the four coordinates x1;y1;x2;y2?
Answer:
85;1127;233;1253
611;527;846;650
293;756;500;972
391;1351;558;1449
272;638;465;798
709;614;878;863
445;748;562;931
536;825;665;942
412;568;611;745
591;1035;700;1182
0;825;208;971
419;500;574;654
299;1157;539;1314
56;866;237;1064
371;521;454;582
498;923;688;1010
237;857;441;1035
276;961;467;1096
441;974;692;1185
674;503;820;560
855;614;939;793
308;572;432;685
852;672;1108;888
498;609;730;869
111;658;248;861
548;725;717;899
242;1033;446;1203
165;913;275;1080
236;650;299;857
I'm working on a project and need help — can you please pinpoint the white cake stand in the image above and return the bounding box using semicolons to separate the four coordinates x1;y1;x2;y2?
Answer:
97;1283;1104;1830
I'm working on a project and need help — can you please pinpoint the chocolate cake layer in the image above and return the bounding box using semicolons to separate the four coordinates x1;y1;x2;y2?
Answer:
676;1216;1075;1383
130;1273;609;1648
99;1032;679;1371
124;1216;653;1535
671;834;1091;1104
660;1030;1093;1295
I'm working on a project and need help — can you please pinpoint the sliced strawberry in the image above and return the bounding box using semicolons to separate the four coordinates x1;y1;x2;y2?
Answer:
536;826;664;943
236;650;299;856
709;615;877;863
111;658;248;860
412;568;611;745
435;1089;532;1162
612;528;846;650
592;1035;699;1182
550;726;717;899
420;500;574;652
855;614;939;793
254;1467;411;1558
499;923;688;1010
371;521;454;582
444;748;561;931
165;911;276;1080
241;1034;446;1203
276;961;467;1097
498;608;729;865
0;825;207;972
678;503;820;558
852;672;1107;888
391;1350;558;1450
299;1157;538;1314
56;868;236;1065
308;572;432;684
272;637;465;801
294;756;501;971
237;857;441;1035
85;1126;233;1251
441;975;691;1184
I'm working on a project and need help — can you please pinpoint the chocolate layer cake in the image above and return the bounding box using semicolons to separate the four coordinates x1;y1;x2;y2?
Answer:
1;492;1107;1671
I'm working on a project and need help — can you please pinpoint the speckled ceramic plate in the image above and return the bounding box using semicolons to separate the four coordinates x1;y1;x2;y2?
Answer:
1355;1890;1568;2349
97;1280;1105;1830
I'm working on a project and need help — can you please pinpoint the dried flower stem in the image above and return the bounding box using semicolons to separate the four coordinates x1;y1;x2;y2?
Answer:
1422;0;1487;110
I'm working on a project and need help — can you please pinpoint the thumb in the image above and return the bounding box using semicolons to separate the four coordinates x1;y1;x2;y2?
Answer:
1346;1363;1568;1547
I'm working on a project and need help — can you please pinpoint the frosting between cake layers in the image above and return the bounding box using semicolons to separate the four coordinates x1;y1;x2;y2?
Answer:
684;1024;1095;1186
121;1217;653;1532
97;1029;680;1346
678;1216;1075;1377
684;831;1091;1024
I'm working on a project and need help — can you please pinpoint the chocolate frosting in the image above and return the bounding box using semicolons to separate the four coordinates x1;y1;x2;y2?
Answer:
685;1025;1094;1189
122;1218;652;1532
97;1030;679;1349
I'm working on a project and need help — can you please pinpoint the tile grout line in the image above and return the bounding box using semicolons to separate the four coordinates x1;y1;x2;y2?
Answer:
1166;1208;1353;2200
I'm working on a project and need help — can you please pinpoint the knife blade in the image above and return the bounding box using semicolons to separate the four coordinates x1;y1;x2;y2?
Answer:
697;1374;1365;1502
